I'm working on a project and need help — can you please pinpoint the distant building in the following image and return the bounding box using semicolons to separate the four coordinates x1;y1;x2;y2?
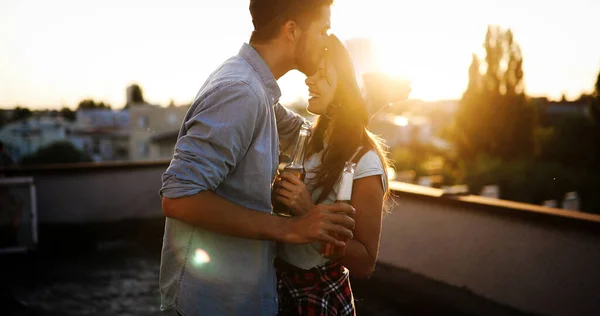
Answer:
70;109;130;161
369;112;436;148
129;104;190;161
0;116;73;161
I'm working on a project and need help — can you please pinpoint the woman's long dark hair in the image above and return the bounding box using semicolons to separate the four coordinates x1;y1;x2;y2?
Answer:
306;35;391;209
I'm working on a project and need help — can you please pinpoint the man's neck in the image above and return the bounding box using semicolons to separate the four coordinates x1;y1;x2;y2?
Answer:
250;42;292;80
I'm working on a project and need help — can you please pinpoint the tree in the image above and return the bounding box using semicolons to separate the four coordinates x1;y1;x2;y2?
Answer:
125;84;146;108
77;99;111;110
453;25;536;161
589;71;600;124
130;84;145;103
59;107;76;121
560;93;567;102
11;106;33;122
20;141;92;165
453;54;483;158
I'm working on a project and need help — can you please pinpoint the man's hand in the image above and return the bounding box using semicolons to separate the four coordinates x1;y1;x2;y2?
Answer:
162;192;354;246
282;203;355;246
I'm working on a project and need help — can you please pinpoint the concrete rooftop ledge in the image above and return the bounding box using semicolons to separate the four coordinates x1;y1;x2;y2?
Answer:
390;181;600;225
3;160;598;224
0;159;172;173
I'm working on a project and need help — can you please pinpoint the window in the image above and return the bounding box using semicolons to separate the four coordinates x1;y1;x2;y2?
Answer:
92;139;101;155
137;141;149;157
138;116;149;129
168;113;178;125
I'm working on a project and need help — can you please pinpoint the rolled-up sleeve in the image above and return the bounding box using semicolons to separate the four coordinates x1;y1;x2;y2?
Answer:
274;102;306;155
160;81;260;198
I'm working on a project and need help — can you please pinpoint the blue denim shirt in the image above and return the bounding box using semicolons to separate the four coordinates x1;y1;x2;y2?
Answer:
159;43;304;316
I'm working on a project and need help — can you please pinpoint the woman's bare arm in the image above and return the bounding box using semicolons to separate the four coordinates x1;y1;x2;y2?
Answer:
341;175;385;279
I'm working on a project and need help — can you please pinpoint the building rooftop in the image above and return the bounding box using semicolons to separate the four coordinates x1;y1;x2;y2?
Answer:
1;161;599;316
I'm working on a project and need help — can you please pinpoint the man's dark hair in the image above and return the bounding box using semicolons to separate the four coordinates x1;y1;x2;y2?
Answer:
249;0;333;43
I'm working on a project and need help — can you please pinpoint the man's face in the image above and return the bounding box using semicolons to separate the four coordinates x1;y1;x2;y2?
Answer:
293;6;331;76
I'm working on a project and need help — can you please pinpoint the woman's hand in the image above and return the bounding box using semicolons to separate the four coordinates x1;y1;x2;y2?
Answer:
274;172;315;216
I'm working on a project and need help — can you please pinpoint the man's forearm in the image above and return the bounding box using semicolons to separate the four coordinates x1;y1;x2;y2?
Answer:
162;191;289;242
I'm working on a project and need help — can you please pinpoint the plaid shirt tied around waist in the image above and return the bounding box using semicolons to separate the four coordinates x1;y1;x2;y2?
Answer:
275;258;355;316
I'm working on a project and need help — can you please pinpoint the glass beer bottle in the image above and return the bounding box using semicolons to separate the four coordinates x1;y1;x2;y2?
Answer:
272;123;311;217
321;161;356;259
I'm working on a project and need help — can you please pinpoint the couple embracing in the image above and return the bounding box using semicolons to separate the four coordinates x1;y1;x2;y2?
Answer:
159;1;409;315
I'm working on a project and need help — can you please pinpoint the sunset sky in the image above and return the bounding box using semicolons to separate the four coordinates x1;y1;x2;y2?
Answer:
1;0;599;109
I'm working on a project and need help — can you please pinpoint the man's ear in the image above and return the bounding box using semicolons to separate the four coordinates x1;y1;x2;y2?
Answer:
283;20;300;42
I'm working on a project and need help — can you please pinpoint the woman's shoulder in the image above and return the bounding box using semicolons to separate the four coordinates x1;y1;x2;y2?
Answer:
354;149;384;178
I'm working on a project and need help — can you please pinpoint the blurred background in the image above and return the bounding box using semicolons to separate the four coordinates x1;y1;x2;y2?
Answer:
1;1;599;315
2;0;599;212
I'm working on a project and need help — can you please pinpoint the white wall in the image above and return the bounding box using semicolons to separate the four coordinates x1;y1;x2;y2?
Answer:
379;183;600;316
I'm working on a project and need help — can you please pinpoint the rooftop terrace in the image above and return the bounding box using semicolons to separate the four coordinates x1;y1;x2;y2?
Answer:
1;161;599;316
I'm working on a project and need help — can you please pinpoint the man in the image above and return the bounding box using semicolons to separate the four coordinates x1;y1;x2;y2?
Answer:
159;1;354;315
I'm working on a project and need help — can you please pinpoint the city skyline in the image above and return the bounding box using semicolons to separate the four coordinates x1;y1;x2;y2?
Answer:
1;0;599;109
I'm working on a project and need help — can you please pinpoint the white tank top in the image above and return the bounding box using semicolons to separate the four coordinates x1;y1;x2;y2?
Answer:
277;148;386;270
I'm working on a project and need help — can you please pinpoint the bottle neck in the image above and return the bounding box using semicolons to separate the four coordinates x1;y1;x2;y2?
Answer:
287;131;309;168
336;161;356;201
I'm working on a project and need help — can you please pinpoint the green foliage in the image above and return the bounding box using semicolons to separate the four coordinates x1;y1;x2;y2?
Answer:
589;71;600;124
444;27;600;213
20;142;92;166
59;107;76;121
460;155;579;206
11;106;33;122
538;115;599;169
130;84;145;103
456;110;600;213
125;84;146;109
452;25;537;161
77;99;111;110
537;114;600;213
391;144;458;186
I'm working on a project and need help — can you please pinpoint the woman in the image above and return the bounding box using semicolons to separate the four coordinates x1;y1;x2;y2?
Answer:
273;34;394;316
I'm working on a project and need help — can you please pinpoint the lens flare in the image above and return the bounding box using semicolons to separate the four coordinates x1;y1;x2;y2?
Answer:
394;116;409;127
193;248;210;265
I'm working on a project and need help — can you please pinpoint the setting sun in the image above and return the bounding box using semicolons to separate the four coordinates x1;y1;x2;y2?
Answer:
325;0;600;102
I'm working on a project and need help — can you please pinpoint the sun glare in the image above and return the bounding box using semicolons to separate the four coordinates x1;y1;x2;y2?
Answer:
330;0;523;101
393;116;409;127
1;0;598;108
329;0;477;101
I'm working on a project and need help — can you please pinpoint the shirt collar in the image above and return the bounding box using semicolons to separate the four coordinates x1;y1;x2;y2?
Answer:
238;43;282;105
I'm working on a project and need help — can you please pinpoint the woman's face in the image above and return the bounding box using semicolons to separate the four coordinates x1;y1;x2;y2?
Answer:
305;57;338;115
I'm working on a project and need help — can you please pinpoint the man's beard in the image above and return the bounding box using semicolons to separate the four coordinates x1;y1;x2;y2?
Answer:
294;36;320;76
